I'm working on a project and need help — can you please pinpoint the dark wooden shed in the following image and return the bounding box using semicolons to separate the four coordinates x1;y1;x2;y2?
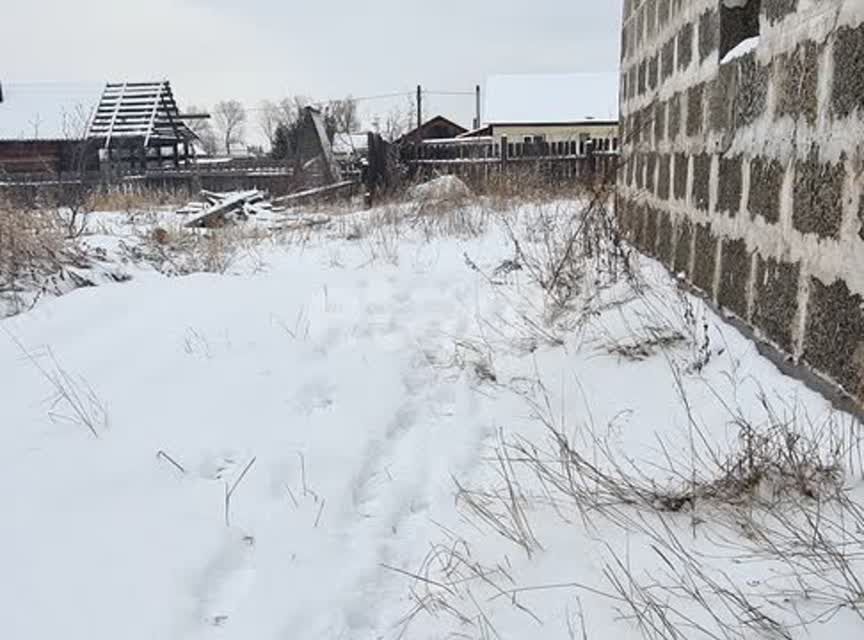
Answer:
0;139;100;176
397;116;468;145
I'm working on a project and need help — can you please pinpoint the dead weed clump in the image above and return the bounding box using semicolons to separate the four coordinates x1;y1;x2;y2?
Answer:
89;185;193;215
446;378;864;638
0;202;92;315
128;223;267;276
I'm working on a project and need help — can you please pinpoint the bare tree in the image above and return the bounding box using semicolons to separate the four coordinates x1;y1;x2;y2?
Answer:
56;104;99;237
323;97;359;140
185;105;219;156
267;96;312;159
212;100;247;155
278;96;309;126
257;100;282;148
373;96;416;142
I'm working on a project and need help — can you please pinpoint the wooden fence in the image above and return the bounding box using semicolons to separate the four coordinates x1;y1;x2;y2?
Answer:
401;136;618;188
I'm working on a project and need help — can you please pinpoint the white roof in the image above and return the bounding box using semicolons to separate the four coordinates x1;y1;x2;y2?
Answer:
0;82;102;140
484;73;619;125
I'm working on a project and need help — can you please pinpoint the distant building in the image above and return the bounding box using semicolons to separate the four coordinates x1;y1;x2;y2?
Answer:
0;79;204;176
0;139;99;176
0;81;102;176
397;116;468;145
86;81;201;171
472;73;620;152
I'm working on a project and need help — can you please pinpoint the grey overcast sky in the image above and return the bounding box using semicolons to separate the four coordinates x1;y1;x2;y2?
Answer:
3;0;622;140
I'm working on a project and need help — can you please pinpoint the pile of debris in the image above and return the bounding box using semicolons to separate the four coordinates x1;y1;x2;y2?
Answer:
176;189;343;232
178;190;283;228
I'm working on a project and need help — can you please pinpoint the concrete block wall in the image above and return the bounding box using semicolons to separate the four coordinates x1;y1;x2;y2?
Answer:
617;0;864;406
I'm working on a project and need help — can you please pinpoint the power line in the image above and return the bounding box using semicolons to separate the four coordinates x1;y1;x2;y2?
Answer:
424;90;475;96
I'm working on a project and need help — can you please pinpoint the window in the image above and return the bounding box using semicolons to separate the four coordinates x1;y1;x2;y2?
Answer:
720;0;761;61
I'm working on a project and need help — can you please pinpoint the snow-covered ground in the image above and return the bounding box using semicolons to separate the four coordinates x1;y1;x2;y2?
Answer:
2;196;862;639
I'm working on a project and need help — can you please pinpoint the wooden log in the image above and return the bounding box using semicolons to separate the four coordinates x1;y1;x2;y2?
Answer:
185;190;262;228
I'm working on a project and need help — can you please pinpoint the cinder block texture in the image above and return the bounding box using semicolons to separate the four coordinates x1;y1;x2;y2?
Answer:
687;83;705;136
699;10;718;62
674;153;688;200
777;41;819;124
668;93;682;139
644;206;659;254
718;238;750;318
749;158;784;224
792;152;845;239
692;223;717;294
691;153;711;211
764;0;797;24
753;255;800;353
717;155;742;216
859;195;864;242
678;22;694;71
619;0;863;408
654;101;666;141
657;210;674;266
657;154;671;200
674;217;692;276
803;278;864;398
832;23;864;118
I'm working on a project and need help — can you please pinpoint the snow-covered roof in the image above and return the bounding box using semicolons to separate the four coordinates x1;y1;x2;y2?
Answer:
0;82;103;140
484;73;619;125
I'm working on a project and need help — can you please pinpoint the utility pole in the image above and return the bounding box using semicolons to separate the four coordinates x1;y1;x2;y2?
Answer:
0;81;4;104
474;85;481;130
416;85;422;131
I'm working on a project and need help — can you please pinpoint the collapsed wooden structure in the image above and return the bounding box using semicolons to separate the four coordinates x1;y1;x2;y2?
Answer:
86;81;204;171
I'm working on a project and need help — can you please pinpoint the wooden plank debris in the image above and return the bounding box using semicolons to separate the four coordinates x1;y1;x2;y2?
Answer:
271;181;358;207
184;190;265;228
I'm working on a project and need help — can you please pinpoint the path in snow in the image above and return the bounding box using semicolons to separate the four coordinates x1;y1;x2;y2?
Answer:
4;208;859;640
1;233;506;640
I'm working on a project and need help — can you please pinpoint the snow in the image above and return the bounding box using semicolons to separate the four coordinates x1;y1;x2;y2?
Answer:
484;72;619;124
721;35;761;64
407;175;472;201
2;198;862;639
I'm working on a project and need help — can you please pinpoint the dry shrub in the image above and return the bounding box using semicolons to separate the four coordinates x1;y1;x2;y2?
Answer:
128;222;266;276
446;369;864;637
481;169;594;210
487;181;631;325
0;201;89;314
89;185;192;214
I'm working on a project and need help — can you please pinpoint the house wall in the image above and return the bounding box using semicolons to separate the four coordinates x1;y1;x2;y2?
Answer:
490;123;619;147
0;140;99;175
617;0;864;407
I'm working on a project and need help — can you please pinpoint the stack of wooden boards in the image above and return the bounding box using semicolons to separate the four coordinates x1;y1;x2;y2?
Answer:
179;190;281;228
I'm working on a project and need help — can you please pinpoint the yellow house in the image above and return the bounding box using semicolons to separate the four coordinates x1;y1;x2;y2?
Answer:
464;73;620;152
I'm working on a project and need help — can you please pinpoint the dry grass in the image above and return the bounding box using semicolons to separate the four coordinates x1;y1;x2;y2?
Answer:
387;169;864;639
88;185;193;214
126;222;269;276
3;327;109;438
0;200;92;315
405;368;863;639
